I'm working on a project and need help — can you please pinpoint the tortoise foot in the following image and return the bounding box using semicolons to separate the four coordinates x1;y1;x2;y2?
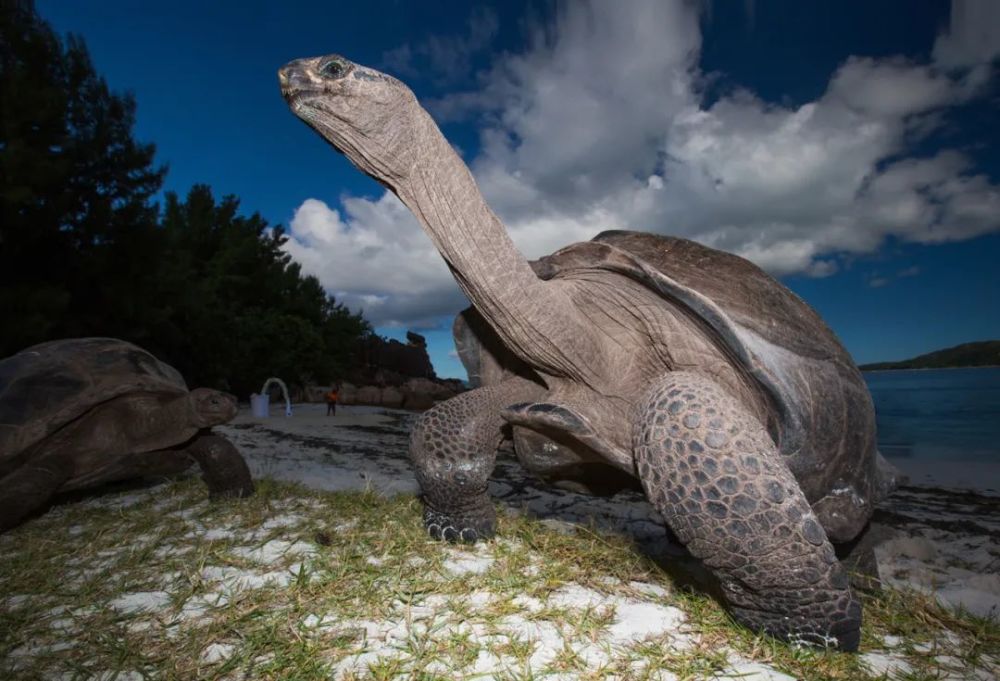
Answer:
187;434;255;499
731;598;862;652
423;503;495;544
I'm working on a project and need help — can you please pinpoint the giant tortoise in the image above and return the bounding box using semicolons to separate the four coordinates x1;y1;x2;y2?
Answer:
0;338;254;531
279;53;897;651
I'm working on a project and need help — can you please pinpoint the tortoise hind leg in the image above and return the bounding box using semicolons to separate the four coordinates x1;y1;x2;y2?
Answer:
0;452;74;532
633;371;861;651
186;433;255;499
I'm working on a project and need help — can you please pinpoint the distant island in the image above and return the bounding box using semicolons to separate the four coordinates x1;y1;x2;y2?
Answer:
859;340;1000;371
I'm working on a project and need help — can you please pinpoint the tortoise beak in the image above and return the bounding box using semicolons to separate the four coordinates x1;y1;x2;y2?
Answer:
279;59;322;104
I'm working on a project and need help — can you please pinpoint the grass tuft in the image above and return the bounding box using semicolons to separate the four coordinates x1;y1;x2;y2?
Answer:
1;476;996;680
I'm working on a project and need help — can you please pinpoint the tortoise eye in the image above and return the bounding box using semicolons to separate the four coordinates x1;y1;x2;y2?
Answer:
321;59;347;79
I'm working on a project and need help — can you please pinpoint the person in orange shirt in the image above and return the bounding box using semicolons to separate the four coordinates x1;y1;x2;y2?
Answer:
325;387;338;416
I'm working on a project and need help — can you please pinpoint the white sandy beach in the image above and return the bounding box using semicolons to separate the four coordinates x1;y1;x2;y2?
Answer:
1;402;996;680
224;403;1000;622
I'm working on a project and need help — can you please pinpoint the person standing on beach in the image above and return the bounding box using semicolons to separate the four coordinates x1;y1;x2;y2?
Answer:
325;387;338;416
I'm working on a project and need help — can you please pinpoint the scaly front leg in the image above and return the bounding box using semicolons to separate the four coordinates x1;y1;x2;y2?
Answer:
186;433;255;499
411;377;543;543
633;371;861;650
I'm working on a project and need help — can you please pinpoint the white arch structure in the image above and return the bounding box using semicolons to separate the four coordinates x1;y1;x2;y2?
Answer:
260;377;292;416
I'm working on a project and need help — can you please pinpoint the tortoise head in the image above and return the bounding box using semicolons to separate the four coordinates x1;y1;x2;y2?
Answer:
188;388;238;427
279;54;426;186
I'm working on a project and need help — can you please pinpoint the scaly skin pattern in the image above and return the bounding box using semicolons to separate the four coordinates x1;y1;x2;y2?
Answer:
187;433;255;499
633;371;861;651
410;378;543;543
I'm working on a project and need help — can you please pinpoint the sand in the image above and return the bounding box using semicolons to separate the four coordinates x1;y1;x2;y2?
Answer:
220;403;1000;622
3;401;996;680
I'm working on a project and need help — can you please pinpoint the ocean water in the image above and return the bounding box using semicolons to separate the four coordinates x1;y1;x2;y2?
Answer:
864;367;1000;463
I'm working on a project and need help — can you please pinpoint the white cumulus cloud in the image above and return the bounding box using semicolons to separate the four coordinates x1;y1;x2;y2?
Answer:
933;0;1000;69
283;0;999;326
282;195;467;326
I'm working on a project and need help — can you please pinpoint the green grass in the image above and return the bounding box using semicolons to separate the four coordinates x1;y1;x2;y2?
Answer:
1;477;997;680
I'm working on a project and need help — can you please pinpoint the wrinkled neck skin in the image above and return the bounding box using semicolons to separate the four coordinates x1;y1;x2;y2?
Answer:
379;107;602;388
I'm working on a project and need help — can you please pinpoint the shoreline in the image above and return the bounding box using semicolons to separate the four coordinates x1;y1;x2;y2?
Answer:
889;458;1000;497
861;365;1000;373
245;403;1000;497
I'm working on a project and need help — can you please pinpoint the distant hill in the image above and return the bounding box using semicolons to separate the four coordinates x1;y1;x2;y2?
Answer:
859;341;1000;371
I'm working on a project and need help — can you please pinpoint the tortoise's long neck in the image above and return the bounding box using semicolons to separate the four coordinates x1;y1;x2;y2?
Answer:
393;109;600;384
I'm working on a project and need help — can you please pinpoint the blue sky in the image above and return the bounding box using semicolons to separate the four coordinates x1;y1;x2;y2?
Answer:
38;1;1000;379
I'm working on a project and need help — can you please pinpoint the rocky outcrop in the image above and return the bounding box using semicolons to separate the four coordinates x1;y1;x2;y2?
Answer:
355;331;435;382
333;377;465;411
304;330;467;410
355;385;382;405
380;386;405;409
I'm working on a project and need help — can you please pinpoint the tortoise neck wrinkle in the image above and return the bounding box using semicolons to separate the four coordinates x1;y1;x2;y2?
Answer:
394;112;602;385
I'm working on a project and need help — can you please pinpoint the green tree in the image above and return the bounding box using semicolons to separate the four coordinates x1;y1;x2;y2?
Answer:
153;185;371;397
1;2;372;396
0;0;165;355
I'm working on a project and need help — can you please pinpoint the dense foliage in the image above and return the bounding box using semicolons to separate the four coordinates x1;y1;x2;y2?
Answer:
0;0;371;397
859;340;1000;371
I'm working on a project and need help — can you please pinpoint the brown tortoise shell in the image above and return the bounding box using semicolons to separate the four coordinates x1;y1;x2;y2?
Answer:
0;338;187;468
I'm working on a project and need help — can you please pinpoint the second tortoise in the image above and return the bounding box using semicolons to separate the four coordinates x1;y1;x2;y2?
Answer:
0;338;254;531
